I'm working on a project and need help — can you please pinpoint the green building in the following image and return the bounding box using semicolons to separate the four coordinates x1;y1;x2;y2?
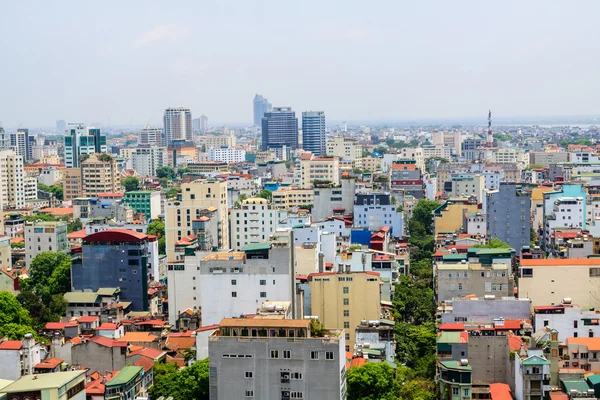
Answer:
123;191;161;220
438;360;472;400
105;366;144;400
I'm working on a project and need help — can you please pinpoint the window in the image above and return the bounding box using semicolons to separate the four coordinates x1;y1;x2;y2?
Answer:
310;351;319;360
260;280;266;285
326;351;334;360
343;298;349;306
245;371;253;378
544;320;549;327
231;279;237;285
343;287;349;294
574;320;578;329
232;292;237;298
343;310;349;317
463;389;469;397
260;292;267;298
452;387;459;396
344;322;350;329
245;390;254;397
345;333;350;340
283;350;291;359
271;350;279;358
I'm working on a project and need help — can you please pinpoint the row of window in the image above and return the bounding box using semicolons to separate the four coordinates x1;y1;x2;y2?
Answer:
232;292;267;298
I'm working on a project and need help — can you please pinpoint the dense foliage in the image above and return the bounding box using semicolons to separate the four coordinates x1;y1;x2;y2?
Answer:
147;220;166;255
149;359;209;399
156;166;176;179
347;363;436;400
122;176;140;192
38;183;64;201
473;238;509;248
257;189;272;202
0;291;37;340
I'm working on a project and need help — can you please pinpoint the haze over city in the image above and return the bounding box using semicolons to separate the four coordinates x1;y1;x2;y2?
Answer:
2;0;600;128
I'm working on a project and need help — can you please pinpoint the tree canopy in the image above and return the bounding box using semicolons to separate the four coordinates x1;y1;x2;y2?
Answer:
122;176;140;192
24;213;56;222
149;359;209;400
473;238;510;248
38;183;64;201
156;166;176;179
147;220;166;255
257;189;272;202
347;363;436;400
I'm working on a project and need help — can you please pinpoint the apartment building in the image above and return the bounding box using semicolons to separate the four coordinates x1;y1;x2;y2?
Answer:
198;133;236;150
165;178;228;260
326;137;362;161
122;191;161;220
0;371;85;400
447;174;485;203
431;131;461;155
433;198;479;236
519;258;600;308
435;261;513;303
0;149;25;209
529;151;569;168
543;197;585;251
436;163;518;193
353;193;403;236
312;178;355;220
230;198;287;250
208;146;246;163
208;318;346;400
396;148;425;171
0;334;42;381
271;187;314;210
309;270;381;352
80;154;121;197
486;182;531;252
24;220;68;269
422;144;452;160
132;146;168;177
63;167;82;201
296;153;339;189
534;302;600;342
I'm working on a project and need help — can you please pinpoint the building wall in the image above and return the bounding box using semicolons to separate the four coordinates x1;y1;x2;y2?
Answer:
440;298;531;324
81;154;120;197
534;307;600;342
312;179;355;221
208;334;345;400
326;137;362;161
208;147;246;163
230;198;284;250
310;272;381;351
436;263;512;303
434;202;479;236
0;349;21;380
486;183;531;252
271;188;314;210
469;335;508;385
132;147;167;177
71;341;126;372
24;221;68;268
298;157;340;189
63;167;82;201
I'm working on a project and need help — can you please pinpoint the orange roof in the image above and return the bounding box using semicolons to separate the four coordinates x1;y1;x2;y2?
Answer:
0;340;22;350
134;356;155;372
438;323;465;331
300;153;313;160
40;207;73;215
97;193;124;197
350;358;367;368
165;337;196;351
391;163;416;170
549;391;569;400
118;332;158;343
85;378;105;395
90;336;128;348
68;229;87;239
128;347;166;360
34;357;63;369
567;337;600;351
10;237;24;244
96;323;118;330
489;383;512;400
521;258;600;266
508;335;527;352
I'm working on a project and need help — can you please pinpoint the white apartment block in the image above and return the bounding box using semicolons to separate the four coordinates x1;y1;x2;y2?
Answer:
397;148;425;171
0;149;25;209
326;137;362;161
271;188;314;210
38;166;62;186
209;146;246;164
230;198;287;250
24;221;68;269
431;131;461;155
422;144;452;160
534;303;600;342
132;146;168;177
24;176;37;200
448;174;486;204
543;197;584;250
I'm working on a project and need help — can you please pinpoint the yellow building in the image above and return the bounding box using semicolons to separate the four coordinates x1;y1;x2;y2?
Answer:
361;156;381;172
271;187;314;210
309;271;381;351
198;134;236;150
186;162;229;174
165;178;228;260
433;198;479;236
80;154;121;197
63;167;82;201
519;258;600;308
298;154;339;189
119;148;136;159
168;144;198;166
326;137;363;161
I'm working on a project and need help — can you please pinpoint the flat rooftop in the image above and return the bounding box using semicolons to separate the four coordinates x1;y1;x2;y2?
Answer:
1;371;85;392
202;252;245;261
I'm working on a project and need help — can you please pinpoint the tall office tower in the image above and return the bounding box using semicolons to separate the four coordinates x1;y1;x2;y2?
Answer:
253;94;271;126
64;123;107;168
56;120;67;133
302;111;326;156
9;129;29;160
200;114;208;133
0;127;6;149
138;123;163;146
163;107;192;146
0;149;25;209
261;107;299;152
192;118;201;131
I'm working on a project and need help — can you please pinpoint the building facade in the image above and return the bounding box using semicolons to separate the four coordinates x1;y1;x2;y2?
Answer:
297;154;340;189
353;193;403;236
0;149;25;209
138;123;163;146
80;154;121;197
326;137;362;161
261;107;299;151
230;198;286;250
486;183;531;252
208;146;246;163
163;107;192;146
122;191;161;220
253;94;272;126
65;124;107;168
132;146;168;177
24;221;68;269
302;111;326;157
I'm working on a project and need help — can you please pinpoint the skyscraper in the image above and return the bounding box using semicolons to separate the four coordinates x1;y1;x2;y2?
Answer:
56;120;67;133
163;107;192;146
253;94;271;126
9;129;28;160
64;124;107;168
200;115;208;133
261;107;299;152
302;111;326;156
138;123;163;146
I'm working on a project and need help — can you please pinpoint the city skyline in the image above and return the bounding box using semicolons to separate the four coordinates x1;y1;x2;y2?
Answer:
2;1;600;128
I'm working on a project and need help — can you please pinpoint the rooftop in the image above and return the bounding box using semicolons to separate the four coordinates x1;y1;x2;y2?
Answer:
34;357;63;369
1;371;85;392
241;242;272;252
105;366;143;388
219;318;310;329
439;360;472;371
521;258;600;266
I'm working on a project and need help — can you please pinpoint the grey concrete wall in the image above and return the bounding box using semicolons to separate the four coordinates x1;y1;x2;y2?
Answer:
71;341;126;372
468;335;509;385
441;299;531;324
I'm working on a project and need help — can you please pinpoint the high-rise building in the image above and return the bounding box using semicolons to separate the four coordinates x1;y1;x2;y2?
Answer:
302;111;326;156
0;127;6;149
261;107;298;152
138;123;162;146
80;153;121;197
132;146;168;177
200;114;208;133
64;124;107;168
24;221;68;269
0;149;25;209
163;107;192;146
486;182;531;252
192;118;201;131
253;94;271;126
56;120;67;133
9;129;28;159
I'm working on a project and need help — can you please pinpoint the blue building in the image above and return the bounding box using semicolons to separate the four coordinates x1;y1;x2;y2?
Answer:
486;182;531;252
261;107;298;151
71;229;157;311
353;193;403;237
302;111;326;156
253;94;271;126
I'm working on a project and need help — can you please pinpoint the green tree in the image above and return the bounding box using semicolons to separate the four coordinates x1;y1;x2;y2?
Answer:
11;241;24;249
156;166;176;179
177;167;190;177
159;177;169;188
347;363;401;400
147;220;166;255
411;200;439;236
373;146;387;155
38;183;64;201
0;291;32;326
149;359;209;400
257;189;272;202
0;323;37;340
122;176;140;192
21;252;72;304
67;218;82;233
473;238;510;248
24;213;55;222
309;318;326;337
165;188;181;199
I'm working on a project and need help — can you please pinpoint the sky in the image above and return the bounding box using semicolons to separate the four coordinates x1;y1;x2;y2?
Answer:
1;1;600;129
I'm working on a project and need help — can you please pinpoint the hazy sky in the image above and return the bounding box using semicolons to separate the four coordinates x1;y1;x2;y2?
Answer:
2;1;600;128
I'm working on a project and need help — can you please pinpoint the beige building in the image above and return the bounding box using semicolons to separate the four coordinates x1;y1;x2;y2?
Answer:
361;156;381;172
271;187;314;210
297;154;339;189
519;258;600;308
165;178;228;260
326;137;362;161
449;175;485;203
63;167;82;201
435;262;513;303
309;270;381;352
431;131;461;155
0;149;25;209
186;162;229;174
119;148;136;159
398;147;425;171
433;198;479;236
198;133;236;150
81;153;121;197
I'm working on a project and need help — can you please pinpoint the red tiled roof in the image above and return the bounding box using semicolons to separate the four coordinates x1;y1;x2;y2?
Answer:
136;319;167;326
84;229;149;243
489;383;512;400
46;322;70;330
85;378;105;395
196;324;219;333
128;346;166;360
134;356;155;372
40;207;73;215
554;231;580;239
78;316;99;323
165;337;196;351
549;392;569;400
34;357;63;369
494;319;523;330
118;332;158;343
0;340;22;350
68;229;87;239
459;332;468;343
90;336;128;348
97;193;124;197
350;358;367;368
534;305;565;312
96;323;118;330
508;335;527;352
438;323;465;331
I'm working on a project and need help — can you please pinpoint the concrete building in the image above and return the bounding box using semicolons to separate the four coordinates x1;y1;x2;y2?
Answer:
165;178;228;260
167;241;293;326
436;163;518;193
253;94;272;126
208;146;246;163
519;258;600;308
138;123;162;146
432;131;461;155
543;197;585;252
38;166;61;186
326;137;362;161
9;129;28;159
65;124;107;168
132;146;168;177
70;336;128;372
433;198;479;237
0;235;12;274
230;198;287;250
262;107;299;152
313;178;356;221
104;366;147;400
534;302;600;342
0;149;25;209
122;191;161;220
529;151;569;168
297;153;340;189
198;133;236;150
448;174;486;203
309;270;381;351
271;187;314;210
438;360;472;400
435;261;513;303
24;175;37;200
514;354;551;400
208;318;346;400
486;183;531;252
0;335;42;381
302;111;326;156
71;230;159;310
461;138;484;161
439;296;531;324
353;193;403;236
0;370;86;400
63;167;82;201
390;160;424;198
163;107;192;146
24;221;68;269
